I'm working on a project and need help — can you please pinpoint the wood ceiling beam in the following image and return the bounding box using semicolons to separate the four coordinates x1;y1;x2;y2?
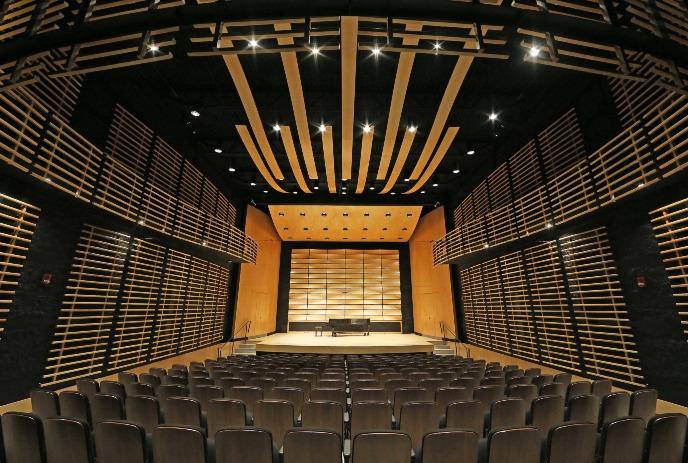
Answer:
405;126;459;194
340;16;358;182
236;124;288;193
279;125;311;193
321;125;336;193
355;127;375;194
380;129;416;194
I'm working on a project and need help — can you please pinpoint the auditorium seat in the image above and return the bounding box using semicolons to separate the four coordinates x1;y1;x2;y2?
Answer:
153;425;207;463
532;375;554;389
598;417;645;463
507;384;538;409
600;392;630;427
190;377;215;389
301;401;344;436
399;401;436;451
1;412;45;463
351;401;393;437
351;379;379;389
94;420;147;463
163;375;187;386
126;395;161;434
192;385;224;411
283;429;341;463
591;380;613;398
207;399;247;436
150;368;166;378
384;379;412;403
318;379;346;389
44;417;93;463
217;377;244;394
530;395;565;441
351;431;412;463
253;399;295;448
100;382;126;401
645;413;687;463
117;373;138;385
630;388;658;424
419;429;478;463
165;397;203;428
507;377;533;387
450;377;479;391
90;394;124;426
393;388;432;420
545;422;596;463
58;391;90;425
567;381;592;401
446;400;484;436
525;368;542;378
75;380;99;399
553;374;572;386
227;386;263;420
248;378;277;395
540;382;566;398
30;390;59;419
490;398;526;432
281;379;311;400
435;387;471;422
125;383;155;398
139;374;161;391
351;388;386;403
566;394;599;423
474;385;506;414
486;426;540;463
310;388;346;407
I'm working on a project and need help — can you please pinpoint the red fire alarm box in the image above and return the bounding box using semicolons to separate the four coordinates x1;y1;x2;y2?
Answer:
41;273;53;285
635;274;647;288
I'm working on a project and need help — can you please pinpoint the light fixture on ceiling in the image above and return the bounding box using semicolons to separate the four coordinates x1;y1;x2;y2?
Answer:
147;43;159;53
420;190;426;194
319;124;327;133
432;183;439;187
342;186;347;190
363;123;372;133
248;39;259;48
250;181;257;186
467;149;476;155
227;160;236;173
313;185;319;190
390;192;396;195
452;162;461;174
310;46;321;56
403;178;410;182
214;148;223;154
342;191;347;195
433;42;442;51
369;186;375;190
371;46;381;57
273;124;281;132
190;109;200;117
529;46;540;57
484;243;490;249
546;222;553;229
263;190;268;194
408;125;417;133
489;112;498;121
293;191;298;195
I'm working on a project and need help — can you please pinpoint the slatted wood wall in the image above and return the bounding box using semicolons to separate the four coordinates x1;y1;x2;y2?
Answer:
650;197;688;337
0;193;40;334
42;224;230;386
459;226;645;386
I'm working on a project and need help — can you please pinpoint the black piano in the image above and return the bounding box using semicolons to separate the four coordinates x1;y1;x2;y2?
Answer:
329;318;371;336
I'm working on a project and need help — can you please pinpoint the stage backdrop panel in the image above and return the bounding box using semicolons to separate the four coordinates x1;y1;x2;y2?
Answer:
288;248;402;328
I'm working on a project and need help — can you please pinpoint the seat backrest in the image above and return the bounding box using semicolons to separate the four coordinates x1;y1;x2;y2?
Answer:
99;382;126;400
162;375;187;386
450;377;479;391
591;380;612;398
599;417;645;463
301;401;344;436
566;394;599;423
531;375;554;389
487;426;540;463
310;388;346;407
546;422;596;463
139;374;161;391
474;386;505;414
283;429;341;463
153;425;207;463
191;385;224;410
352;431;412;463
393;388;432;419
418;378;446;395
567;382;592;401
90;394;123;426
227;386;263;417
525;368;542;378
150;368;167;378
530;395;565;441
117;372;138;385
481;377;505;387
399;402;437;450
408;372;431;385
600;392;630;427
384;379;412;403
446;400;483;436
507;377;533;387
540;382;566;398
58;391;90;424
630;388;658;425
207;399;247;437
218;377;244;394
94;420;146;463
507;385;538;409
253;400;294;448
490;398;526;432
269;387;305;417
1;412;45;463
156;384;188;409
553;373;572;386
351;401;392;437
421;430;478;463
645;413;688;463
351;388;386;403
190;377;215;388
44;417;93;463
281;379;311;399
165;397;202;428
76;380;99;398
30;389;59;419
248;378;277;395
125;395;161;434
318;379;346;390
351;379;379;389
435;387;472;418
215;428;273;463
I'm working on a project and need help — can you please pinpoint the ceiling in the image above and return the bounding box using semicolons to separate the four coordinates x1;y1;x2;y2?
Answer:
72;14;609;209
268;205;423;242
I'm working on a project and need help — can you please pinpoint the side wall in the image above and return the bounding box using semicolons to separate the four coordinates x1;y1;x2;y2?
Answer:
235;206;281;337
409;207;456;338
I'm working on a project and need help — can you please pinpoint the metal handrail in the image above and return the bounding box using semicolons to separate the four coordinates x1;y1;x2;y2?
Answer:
217;320;252;358
439;321;470;358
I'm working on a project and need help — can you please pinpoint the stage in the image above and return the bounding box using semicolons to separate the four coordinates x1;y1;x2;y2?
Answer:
251;332;437;354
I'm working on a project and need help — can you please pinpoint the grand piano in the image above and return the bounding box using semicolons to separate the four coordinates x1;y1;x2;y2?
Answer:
329;318;371;336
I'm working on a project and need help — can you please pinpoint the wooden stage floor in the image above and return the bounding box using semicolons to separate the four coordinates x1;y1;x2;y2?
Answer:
252;332;437;354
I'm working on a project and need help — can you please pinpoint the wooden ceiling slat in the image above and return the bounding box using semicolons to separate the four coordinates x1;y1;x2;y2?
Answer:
376;23;422;180
341;16;358;181
236;125;287;193
322;125;337;193
279;125;311;193
380;129;416;194
405;126;460;194
275;22;318;180
355;127;375;194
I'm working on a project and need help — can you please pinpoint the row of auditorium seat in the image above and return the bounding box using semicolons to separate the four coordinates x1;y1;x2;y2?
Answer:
1;353;686;462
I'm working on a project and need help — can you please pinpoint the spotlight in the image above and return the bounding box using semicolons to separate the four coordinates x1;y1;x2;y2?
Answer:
147;43;159;53
371;46;381;56
263;190;268;193
310;46;321;56
363;124;371;133
420;190;426;194
369;186;375;190
190;109;200;117
546;222;553;229
529;46;540;57
404;178;410;182
390;192;396;195
313;185;319;190
637;182;645;189
342;191;347;195
484;243;490;249
342;186;347;190
273;124;281;132
250;182;257;186
228;167;236;172
453;167;460;174
467;149;476;155
489;112;498;121
214;148;223;154
248;39;259;48
293;191;298;195
408;125;417;133
432;183;438;187
319;124;327;133
433;42;442;50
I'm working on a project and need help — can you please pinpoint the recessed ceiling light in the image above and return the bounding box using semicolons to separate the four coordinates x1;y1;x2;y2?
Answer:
489;112;498;121
263;190;268;193
273;124;281;132
363;124;371;133
321;212;327;216
408;125;417;133
390;192;396;195
404;178;410;182
371;46;381;56
228;167;236;172
319;124;327;133
342;186;347;190
190;109;200;117
250;182;256;186
432;183;439;187
342;191;347;195
453;168;460;174
214;148;223;154
529;46;540;57
248;39;259;48
313;186;319;190
369;186;375;190
484;243;490;249
148;43;159;52
293;191;298;195
433;42;442;50
467;149;476;155
310;46;321;56
420;190;426;194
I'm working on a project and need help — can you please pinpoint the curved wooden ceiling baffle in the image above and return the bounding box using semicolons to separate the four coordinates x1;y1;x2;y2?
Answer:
355;126;375;194
279;126;312;193
405;127;460;194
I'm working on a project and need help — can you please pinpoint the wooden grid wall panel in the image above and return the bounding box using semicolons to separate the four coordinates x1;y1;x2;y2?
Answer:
0;193;39;333
524;241;580;371
481;259;510;354
109;239;165;370
459;267;477;343
212;265;229;343
0;0;67;42
510;141;543;198
149;138;182;194
0;89;46;172
179;257;209;352
200;180;219;216
200;262;229;345
150;250;190;360
625;0;688;46
487;163;513;210
559;228;644;386
205;215;231;254
42;225;130;386
466;265;491;346
548;160;597;224
32;117;102;201
539;108;586;179
485;204;519;246
139;184;176;234
646;93;688;177
179;161;204;207
472;180;491;218
174;201;206;245
93;157;143;222
104;105;154;177
288;249;402;323
511;0;608;22
589;121;659;205
514;186;552;237
453;195;475;228
87;0;184;22
23;52;84;121
499;251;539;362
650;197;688;337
